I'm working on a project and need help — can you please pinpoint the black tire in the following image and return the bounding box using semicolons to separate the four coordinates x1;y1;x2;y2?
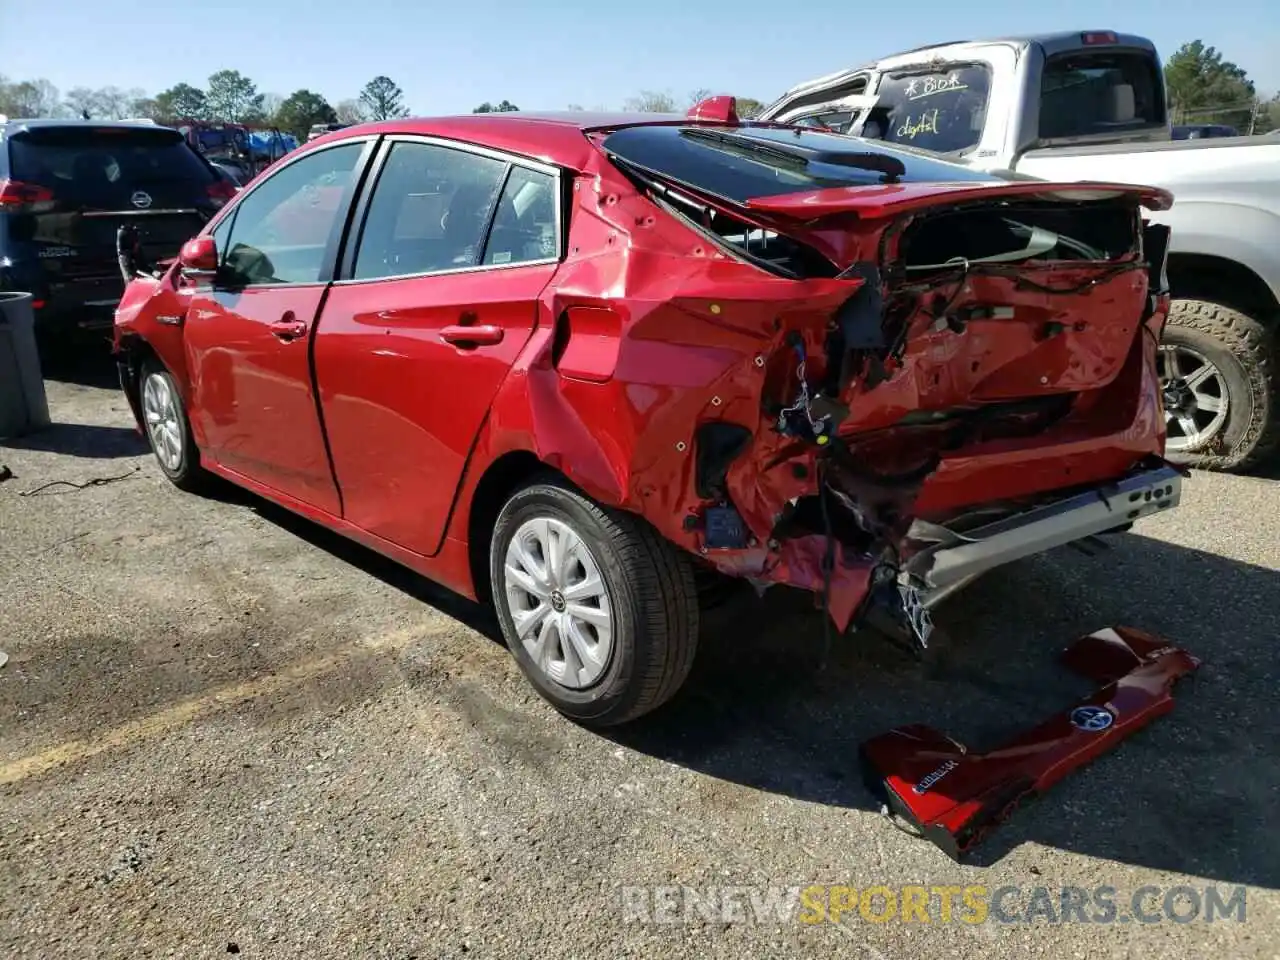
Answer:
1161;299;1280;472
138;359;209;492
489;474;699;727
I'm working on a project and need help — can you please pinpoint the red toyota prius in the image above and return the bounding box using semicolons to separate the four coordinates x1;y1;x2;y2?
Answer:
113;103;1180;726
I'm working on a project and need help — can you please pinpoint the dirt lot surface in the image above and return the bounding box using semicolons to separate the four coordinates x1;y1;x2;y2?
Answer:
2;353;1279;959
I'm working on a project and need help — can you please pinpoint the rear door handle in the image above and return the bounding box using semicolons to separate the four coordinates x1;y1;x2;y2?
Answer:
441;324;504;346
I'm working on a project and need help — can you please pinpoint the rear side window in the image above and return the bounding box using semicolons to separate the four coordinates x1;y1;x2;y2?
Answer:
7;126;216;204
482;166;558;265
351;141;509;280
1038;52;1164;139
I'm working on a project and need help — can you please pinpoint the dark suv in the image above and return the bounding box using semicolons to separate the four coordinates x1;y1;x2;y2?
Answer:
0;120;236;343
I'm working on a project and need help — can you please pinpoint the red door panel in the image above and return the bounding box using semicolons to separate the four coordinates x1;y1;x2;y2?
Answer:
314;263;554;555
184;284;340;515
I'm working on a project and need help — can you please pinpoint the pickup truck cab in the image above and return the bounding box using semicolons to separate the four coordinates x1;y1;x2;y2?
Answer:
759;31;1280;471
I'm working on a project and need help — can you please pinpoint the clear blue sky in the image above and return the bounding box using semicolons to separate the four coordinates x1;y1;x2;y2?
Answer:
2;0;1277;114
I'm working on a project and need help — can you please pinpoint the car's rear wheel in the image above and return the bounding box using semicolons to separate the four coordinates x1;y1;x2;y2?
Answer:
139;360;208;491
489;475;699;727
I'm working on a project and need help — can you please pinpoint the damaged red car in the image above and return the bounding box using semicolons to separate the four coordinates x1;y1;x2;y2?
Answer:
112;103;1183;726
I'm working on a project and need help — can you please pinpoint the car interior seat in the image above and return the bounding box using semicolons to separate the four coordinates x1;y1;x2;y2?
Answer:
1101;84;1136;125
440;180;499;266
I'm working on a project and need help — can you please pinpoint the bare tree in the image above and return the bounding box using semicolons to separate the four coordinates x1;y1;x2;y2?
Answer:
0;77;62;118
95;86;138;119
335;99;366;124
64;86;103;119
623;90;678;113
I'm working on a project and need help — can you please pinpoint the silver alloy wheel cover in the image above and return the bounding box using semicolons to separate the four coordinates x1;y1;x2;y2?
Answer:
142;371;184;472
1157;344;1230;452
502;515;615;690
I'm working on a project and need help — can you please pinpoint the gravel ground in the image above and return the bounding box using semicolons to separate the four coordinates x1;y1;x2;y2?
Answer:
2;352;1278;959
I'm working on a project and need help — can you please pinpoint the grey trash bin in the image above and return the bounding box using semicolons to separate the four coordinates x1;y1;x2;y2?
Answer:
0;292;52;440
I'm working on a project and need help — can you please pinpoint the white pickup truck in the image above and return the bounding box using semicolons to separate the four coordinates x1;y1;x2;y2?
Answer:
758;30;1280;472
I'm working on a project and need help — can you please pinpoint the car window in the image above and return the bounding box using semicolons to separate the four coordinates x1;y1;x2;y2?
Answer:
7;125;216;208
792;111;856;133
1039;52;1164;139
219;142;363;286
352;141;507;280
602;124;995;206
868;65;992;154
482;166;558;266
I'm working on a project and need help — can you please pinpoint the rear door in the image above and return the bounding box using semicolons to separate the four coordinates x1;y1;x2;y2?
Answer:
3;124;228;325
313;136;561;556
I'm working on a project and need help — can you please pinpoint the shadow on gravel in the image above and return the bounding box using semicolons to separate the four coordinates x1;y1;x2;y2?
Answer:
37;337;119;389
604;532;1280;889
205;474;1278;887
1244;460;1280;481
0;422;146;459
224;488;503;643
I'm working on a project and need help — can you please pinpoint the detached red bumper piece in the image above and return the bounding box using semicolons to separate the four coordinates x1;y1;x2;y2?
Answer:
858;627;1200;860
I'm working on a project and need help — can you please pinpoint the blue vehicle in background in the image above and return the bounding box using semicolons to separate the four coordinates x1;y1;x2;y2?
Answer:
173;120;297;185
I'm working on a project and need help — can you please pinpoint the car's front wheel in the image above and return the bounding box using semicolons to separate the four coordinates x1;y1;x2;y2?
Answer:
489;475;699;727
139;360;208;491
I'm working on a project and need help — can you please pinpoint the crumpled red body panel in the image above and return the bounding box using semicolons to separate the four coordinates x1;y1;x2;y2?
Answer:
449;149;1169;629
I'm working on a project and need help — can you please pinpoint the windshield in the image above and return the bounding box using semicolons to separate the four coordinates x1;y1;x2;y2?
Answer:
867;64;992;154
601;124;995;205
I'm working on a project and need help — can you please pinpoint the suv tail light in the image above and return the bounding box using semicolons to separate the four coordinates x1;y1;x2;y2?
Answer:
1081;31;1119;45
206;179;238;207
0;179;56;212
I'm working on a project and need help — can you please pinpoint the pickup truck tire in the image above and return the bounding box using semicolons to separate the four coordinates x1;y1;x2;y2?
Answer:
139;360;210;492
1160;299;1279;472
489;475;700;727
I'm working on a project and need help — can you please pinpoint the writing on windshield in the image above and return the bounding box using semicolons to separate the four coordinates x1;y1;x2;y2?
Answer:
870;65;991;154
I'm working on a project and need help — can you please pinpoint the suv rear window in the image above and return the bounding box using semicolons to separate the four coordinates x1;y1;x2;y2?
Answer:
1038;52;1164;139
7;126;215;203
601;124;994;205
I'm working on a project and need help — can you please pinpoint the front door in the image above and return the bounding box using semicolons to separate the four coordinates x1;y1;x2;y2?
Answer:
182;140;370;515
314;138;562;555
